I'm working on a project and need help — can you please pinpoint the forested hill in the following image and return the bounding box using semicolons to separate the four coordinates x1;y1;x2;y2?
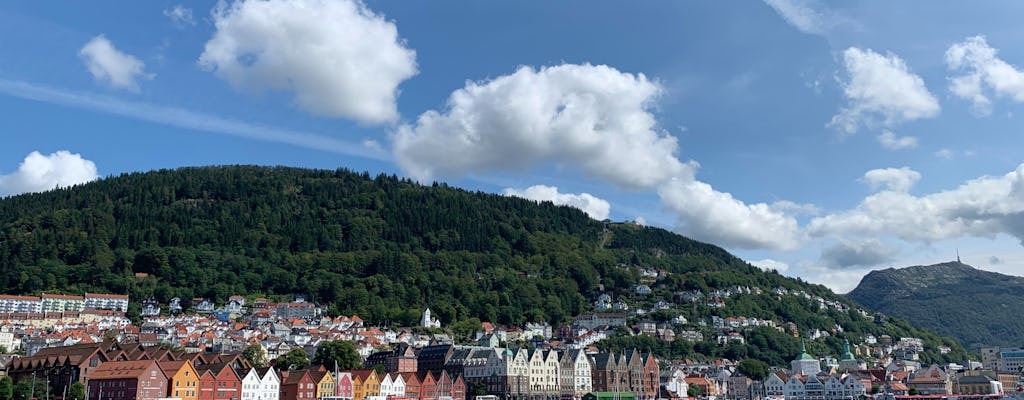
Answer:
0;166;967;365
848;262;1024;349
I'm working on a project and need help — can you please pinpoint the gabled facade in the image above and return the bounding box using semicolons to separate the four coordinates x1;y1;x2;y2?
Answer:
159;360;200;400
280;369;316;400
196;362;242;400
312;369;336;399
86;360;168;400
336;372;354;399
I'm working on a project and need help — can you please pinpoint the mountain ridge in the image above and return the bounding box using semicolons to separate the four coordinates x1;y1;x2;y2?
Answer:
847;261;1024;349
0;165;969;365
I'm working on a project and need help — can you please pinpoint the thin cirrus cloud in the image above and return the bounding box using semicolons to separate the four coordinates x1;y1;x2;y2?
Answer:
0;151;99;197
0;79;388;161
199;0;418;124
946;35;1024;117
163;5;196;28
762;0;833;35
79;35;153;92
829;47;940;136
502;185;611;220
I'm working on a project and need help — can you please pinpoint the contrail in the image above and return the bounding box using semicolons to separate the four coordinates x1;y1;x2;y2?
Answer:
0;79;390;162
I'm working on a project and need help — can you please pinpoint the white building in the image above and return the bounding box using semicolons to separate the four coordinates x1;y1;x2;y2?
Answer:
0;295;42;313
41;294;85;312
791;342;821;376
84;293;129;312
421;308;441;329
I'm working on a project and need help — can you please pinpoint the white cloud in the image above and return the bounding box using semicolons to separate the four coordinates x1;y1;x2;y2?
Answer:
393;64;692;189
829;47;940;135
876;130;918;150
0;79;387;161
0;151;99;197
945;35;1024;116
763;0;830;35
163;5;195;28
990;255;1003;264
79;35;152;92
658;177;802;251
808;163;1024;245
750;258;790;273
633;216;647;226
199;0;417;124
935;149;954;159
861;167;921;192
821;238;899;268
502;185;611;220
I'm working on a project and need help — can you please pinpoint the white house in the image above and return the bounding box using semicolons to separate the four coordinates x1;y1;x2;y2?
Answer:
258;367;280;400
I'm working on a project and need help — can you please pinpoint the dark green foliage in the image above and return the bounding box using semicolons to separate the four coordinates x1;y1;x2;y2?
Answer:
12;376;48;400
313;340;361;370
0;166;970;366
242;344;269;369
848;262;1024;349
0;376;11;400
276;348;310;371
737;359;769;381
69;382;85;400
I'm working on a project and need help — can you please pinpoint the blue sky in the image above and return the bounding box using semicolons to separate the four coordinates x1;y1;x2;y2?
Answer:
2;0;1024;292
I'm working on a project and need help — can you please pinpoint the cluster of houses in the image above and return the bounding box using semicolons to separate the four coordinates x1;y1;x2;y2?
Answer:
3;338;662;400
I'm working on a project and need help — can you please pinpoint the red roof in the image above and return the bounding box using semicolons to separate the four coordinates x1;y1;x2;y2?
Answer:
90;360;161;380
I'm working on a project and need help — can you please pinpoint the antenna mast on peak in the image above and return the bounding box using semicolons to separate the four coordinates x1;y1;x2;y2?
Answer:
956;248;961;263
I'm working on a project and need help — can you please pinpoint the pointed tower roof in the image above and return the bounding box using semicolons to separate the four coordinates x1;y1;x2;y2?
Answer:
796;340;815;361
841;340;855;361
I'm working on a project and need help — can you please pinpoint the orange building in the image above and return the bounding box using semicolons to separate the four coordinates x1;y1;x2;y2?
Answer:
159;360;200;400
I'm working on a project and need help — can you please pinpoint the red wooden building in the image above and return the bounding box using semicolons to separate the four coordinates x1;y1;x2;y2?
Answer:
86;360;168;400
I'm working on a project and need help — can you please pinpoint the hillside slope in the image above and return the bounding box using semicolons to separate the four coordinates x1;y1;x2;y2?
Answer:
0;166;967;364
847;261;1024;349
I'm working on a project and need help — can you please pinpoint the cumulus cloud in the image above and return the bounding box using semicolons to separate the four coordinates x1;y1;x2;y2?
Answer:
877;130;918;150
199;0;417;123
821;238;899;268
658;177;802;251
990;255;1003;264
829;47;940;135
762;0;830;35
393;64;691;189
502;185;611;220
0;151;99;197
861;167;921;192
163;5;196;28
750;258;790;273
808;163;1024;245
945;35;1024;116
79;35;152;91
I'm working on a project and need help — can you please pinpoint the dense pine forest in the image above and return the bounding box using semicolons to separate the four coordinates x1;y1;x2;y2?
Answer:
0;166;968;365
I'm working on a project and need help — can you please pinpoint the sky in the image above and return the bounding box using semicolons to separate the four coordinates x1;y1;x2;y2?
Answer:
2;1;1024;293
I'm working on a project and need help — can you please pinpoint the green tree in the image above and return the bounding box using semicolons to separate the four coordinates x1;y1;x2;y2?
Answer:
242;344;269;369
276;348;310;371
736;359;769;381
69;382;85;400
0;376;12;400
313;340;361;370
12;377;48;400
0;345;6;354
688;385;704;398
